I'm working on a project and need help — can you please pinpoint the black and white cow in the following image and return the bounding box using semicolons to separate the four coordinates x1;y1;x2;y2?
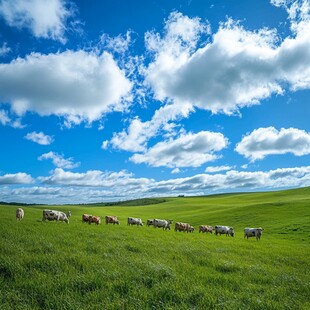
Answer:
244;227;264;241
42;210;70;224
127;217;143;226
146;219;155;227
153;219;173;230
215;225;234;237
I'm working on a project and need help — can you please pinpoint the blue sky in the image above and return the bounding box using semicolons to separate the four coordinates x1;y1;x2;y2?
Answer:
0;0;309;204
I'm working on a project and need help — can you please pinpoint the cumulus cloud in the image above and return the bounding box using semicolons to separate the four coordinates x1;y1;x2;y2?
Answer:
0;50;132;126
1;166;309;204
235;127;310;161
0;172;34;184
2;186;134;204
109;103;193;152
108;1;310;152
38;151;80;169
144;4;310;115
147;166;310;195
130;131;228;168
40;166;310;191
0;0;74;42
39;168;153;188
25;131;53;145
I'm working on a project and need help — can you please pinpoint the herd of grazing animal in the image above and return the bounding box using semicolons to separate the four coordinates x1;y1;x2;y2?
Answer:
15;208;264;240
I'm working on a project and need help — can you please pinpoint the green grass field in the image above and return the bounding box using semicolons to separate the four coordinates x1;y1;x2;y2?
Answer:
1;187;309;309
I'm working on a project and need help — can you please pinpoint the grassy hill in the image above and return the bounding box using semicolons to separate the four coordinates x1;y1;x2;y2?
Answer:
0;187;309;309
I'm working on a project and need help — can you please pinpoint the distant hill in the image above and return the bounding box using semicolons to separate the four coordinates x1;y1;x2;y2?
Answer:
1;186;309;207
87;197;167;207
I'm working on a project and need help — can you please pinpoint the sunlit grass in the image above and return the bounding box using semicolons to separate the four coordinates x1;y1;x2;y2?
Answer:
0;187;309;309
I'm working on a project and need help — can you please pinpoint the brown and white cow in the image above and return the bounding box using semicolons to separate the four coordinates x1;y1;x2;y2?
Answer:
174;222;191;233
105;215;120;225
199;225;213;234
16;208;24;221
82;214;92;223
188;225;195;233
244;227;264;241
88;215;101;225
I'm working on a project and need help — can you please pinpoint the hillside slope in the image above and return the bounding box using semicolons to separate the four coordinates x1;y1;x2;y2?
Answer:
0;187;309;309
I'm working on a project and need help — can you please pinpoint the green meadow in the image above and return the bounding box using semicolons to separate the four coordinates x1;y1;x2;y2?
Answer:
0;187;309;309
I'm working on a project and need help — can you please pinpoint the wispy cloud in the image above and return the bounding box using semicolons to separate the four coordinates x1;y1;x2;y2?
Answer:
0;110;25;128
25;131;54;145
38;151;80;169
0;42;10;56
205;165;233;173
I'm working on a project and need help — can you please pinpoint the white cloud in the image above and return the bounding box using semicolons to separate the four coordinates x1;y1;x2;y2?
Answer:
38;151;80;169
39;168;153;188
147;166;310;194
235;127;310;161
271;0;310;33
100;31;132;54
108;2;310;152
1;166;309;204
25;131;53;145
0;0;74;42
0;172;34;184
130;131;228;168
143;6;310;115
205;165;233;173
0;109;10;125
109;103;193;152
171;168;181;174
0;50;132;126
0;42;10;56
0;109;25;128
101;140;109;150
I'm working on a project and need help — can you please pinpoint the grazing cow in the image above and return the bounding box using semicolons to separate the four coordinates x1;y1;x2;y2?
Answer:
174;222;191;233
127;217;143;226
88;215;101;225
244;227;264;241
199;225;213;234
146;219;155;227
215;225;234;237
42;210;69;224
153;219;173;230
16;208;24;221
82;214;92;223
105;215;120;225
188;225;195;233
